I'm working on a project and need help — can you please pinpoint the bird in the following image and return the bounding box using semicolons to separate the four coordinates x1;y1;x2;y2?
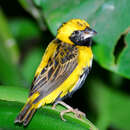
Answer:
14;19;97;126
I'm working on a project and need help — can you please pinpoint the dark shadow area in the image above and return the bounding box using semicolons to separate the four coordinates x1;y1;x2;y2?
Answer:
113;34;127;64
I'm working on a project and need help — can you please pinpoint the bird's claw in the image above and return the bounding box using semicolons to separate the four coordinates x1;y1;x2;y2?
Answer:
52;101;86;121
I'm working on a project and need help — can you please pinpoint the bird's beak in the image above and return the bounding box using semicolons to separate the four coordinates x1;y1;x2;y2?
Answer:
84;27;97;38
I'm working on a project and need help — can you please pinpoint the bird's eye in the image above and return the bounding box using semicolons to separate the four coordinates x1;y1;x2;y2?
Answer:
74;31;79;34
85;28;88;31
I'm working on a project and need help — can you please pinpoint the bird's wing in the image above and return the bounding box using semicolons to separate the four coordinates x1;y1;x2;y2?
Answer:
29;40;78;104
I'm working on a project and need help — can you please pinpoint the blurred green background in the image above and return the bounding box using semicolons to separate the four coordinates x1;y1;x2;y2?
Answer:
0;0;130;130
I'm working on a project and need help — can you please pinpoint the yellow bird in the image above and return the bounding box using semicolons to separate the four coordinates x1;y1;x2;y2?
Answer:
15;19;97;126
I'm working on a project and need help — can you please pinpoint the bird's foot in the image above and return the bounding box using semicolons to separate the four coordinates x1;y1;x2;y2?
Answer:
52;101;86;121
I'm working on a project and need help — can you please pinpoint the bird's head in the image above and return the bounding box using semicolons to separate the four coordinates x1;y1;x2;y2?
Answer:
56;19;97;46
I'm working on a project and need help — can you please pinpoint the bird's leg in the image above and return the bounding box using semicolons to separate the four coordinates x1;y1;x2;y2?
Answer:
52;100;72;109
52;101;86;121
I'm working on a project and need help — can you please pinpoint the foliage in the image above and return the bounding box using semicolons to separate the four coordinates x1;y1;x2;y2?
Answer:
0;85;97;130
33;0;130;78
0;0;130;129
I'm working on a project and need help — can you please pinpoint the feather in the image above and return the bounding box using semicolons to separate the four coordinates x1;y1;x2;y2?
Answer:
29;40;78;103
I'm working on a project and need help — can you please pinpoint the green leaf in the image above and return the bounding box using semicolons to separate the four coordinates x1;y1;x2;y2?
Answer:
0;100;97;130
18;0;46;30
117;31;130;78
9;18;41;42
0;9;25;86
89;80;130;130
0;9;19;64
0;85;98;130
21;48;43;85
33;0;130;78
0;52;24;86
0;85;28;103
91;3;130;79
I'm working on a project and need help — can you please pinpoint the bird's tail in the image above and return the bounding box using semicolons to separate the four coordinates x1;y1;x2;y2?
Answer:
14;101;36;126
